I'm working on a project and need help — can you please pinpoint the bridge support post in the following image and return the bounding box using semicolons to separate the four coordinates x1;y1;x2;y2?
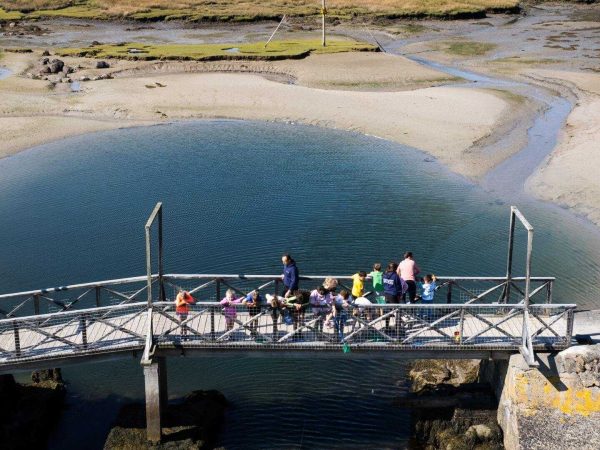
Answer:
143;356;168;443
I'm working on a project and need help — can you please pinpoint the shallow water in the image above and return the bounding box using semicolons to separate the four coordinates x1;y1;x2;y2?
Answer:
1;121;600;449
0;67;12;80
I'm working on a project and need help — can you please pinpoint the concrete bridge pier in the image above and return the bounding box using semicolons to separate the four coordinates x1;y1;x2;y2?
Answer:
143;356;168;443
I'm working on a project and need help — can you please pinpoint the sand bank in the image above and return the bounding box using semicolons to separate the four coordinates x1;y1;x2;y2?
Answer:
526;70;600;227
0;51;522;181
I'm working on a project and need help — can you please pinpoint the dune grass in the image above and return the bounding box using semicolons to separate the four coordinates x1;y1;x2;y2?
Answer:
56;39;378;61
0;1;521;22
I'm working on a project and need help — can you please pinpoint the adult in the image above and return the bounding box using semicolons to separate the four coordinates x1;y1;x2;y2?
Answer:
281;254;299;297
397;251;420;304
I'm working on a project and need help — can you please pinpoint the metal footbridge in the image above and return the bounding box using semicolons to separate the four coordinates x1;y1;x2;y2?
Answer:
0;204;577;442
0;273;574;374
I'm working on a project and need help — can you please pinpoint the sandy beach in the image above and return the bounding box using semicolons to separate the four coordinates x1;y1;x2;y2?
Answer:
0;50;519;179
526;70;600;226
2;2;600;226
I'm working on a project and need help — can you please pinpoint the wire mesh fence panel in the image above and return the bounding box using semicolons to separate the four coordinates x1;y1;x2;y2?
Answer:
151;302;574;351
0;302;148;364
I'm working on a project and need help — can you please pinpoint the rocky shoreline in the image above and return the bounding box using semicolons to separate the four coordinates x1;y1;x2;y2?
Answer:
404;360;504;450
103;390;227;450
0;369;66;450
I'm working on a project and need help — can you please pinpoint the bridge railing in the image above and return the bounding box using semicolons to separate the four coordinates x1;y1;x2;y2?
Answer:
0;300;574;367
0;274;555;319
149;301;574;351
0;302;148;364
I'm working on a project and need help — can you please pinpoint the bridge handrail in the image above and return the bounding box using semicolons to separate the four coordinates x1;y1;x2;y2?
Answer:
0;301;576;325
0;301;149;325
0;274;556;300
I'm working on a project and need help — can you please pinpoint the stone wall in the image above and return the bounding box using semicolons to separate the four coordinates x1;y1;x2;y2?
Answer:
492;345;600;450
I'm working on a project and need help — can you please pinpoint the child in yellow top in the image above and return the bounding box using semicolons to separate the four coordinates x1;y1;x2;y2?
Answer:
351;271;367;299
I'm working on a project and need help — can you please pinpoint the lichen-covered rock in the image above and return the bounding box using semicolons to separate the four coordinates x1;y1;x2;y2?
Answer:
409;359;483;393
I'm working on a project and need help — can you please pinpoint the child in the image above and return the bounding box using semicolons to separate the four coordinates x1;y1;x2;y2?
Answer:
369;263;385;318
243;290;262;335
419;274;437;303
382;262;408;332
265;293;287;335
220;289;242;331
310;285;332;333
332;289;351;342
369;263;384;298
175;290;195;339
351;271;367;299
323;277;338;294
418;274;437;319
288;289;309;336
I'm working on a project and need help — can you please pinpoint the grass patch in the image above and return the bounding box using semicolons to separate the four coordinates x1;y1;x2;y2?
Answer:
0;1;521;22
438;40;497;56
491;56;561;65
0;7;23;19
56;39;378;61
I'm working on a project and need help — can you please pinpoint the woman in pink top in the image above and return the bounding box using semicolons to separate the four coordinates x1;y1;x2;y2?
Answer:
397;252;420;303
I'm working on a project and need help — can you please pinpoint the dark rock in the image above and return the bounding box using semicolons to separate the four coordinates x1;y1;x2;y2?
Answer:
31;368;63;383
409;359;482;393
0;369;66;450
104;390;227;450
48;59;64;74
40;57;49;65
38;65;51;74
41;50;50;56
96;61;110;69
91;40;102;46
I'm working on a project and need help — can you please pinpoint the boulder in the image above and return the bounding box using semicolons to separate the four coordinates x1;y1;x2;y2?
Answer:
40;57;49;65
409;360;482;393
556;343;600;387
48;59;64;74
80;76;90;82
96;60;110;69
41;49;50;56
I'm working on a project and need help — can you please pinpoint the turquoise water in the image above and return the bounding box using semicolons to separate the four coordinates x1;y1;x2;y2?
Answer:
1;121;600;448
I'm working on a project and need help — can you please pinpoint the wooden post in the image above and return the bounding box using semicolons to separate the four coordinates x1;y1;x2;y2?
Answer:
321;0;326;47
80;314;88;349
33;294;40;315
13;321;21;357
144;356;167;443
504;208;516;303
95;286;101;308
